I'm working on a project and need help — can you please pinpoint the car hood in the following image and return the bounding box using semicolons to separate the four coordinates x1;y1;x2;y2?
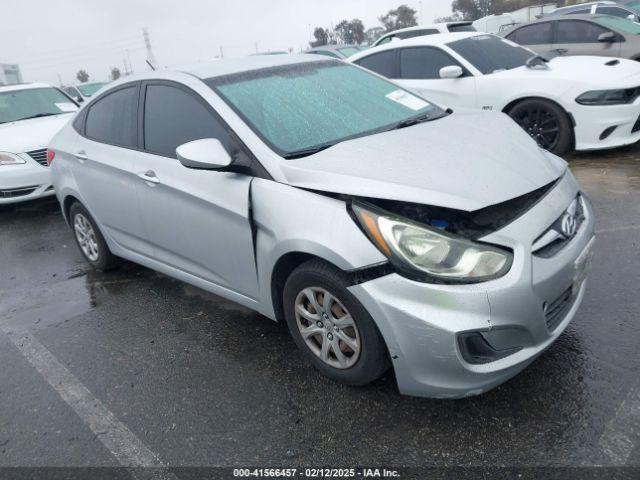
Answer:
499;55;640;85
280;110;566;211
0;113;74;153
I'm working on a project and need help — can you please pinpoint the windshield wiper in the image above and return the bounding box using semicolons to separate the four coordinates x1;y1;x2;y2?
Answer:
283;143;336;159
390;110;448;131
16;113;60;121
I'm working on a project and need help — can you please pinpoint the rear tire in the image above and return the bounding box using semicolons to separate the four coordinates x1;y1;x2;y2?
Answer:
507;98;573;155
283;259;389;386
69;202;117;272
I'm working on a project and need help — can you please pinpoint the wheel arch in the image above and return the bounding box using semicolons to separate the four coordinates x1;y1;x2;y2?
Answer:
62;194;82;225
501;96;576;151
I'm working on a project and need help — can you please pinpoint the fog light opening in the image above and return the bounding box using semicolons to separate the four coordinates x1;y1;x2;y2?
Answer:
599;126;617;141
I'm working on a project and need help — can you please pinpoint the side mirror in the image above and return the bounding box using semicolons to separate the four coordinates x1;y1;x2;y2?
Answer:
76;96;84;103
627;13;637;21
176;138;232;170
439;65;464;79
598;31;616;43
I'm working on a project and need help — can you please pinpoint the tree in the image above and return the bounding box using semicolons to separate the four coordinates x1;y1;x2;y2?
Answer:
310;27;328;48
110;67;121;81
379;4;418;33
76;69;89;83
365;26;385;45
335;19;366;44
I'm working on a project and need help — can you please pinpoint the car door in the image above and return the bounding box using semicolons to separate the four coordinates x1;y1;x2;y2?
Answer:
552;19;622;57
394;46;477;108
133;80;258;299
505;22;554;55
73;83;150;255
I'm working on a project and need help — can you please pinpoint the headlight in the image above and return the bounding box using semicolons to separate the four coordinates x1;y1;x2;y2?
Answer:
352;202;513;283
576;88;640;106
0;152;26;166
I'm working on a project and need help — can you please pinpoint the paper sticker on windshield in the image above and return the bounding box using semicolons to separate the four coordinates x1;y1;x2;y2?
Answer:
386;89;429;111
55;102;77;112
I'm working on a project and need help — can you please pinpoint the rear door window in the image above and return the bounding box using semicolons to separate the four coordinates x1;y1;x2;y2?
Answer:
355;50;398;78
507;22;553;45
84;86;138;148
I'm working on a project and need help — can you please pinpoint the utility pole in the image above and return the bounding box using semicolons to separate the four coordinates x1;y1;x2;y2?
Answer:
126;49;134;74
219;46;224;59
255;42;259;54
419;1;424;24
143;28;158;70
56;73;63;87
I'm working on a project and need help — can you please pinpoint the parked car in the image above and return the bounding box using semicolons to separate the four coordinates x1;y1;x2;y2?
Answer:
63;82;107;103
0;83;77;204
544;0;640;21
503;14;640;59
349;31;640;154
305;44;366;59
50;54;594;398
371;22;475;47
473;3;557;33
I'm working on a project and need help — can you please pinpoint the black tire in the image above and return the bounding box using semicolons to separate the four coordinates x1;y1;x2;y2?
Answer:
283;258;389;386
507;98;573;155
68;202;118;272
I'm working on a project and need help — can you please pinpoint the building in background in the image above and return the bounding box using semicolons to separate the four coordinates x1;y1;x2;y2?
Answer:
0;63;23;85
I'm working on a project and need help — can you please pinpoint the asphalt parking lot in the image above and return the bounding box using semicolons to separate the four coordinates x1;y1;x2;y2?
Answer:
1;146;639;473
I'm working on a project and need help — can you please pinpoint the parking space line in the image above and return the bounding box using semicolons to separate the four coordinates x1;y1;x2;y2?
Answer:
2;328;178;479
599;386;640;465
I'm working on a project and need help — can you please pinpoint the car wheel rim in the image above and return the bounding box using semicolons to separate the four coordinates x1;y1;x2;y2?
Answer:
73;213;100;262
513;105;560;151
294;286;361;369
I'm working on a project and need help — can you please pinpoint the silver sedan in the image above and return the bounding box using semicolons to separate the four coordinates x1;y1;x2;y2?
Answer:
49;55;595;398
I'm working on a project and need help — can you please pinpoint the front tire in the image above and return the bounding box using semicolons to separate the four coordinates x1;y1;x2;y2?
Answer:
69;202;117;271
283;259;389;386
507;98;573;155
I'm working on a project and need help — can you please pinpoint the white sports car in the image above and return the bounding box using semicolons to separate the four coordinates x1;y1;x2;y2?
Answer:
349;32;640;154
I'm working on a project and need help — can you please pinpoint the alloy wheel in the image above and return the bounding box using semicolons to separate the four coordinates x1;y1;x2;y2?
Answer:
512;104;560;151
294;286;361;369
73;213;99;262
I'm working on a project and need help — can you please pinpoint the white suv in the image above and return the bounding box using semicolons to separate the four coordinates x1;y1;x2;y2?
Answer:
0;83;77;204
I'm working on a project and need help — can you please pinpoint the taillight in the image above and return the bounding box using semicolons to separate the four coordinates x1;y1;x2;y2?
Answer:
46;149;55;166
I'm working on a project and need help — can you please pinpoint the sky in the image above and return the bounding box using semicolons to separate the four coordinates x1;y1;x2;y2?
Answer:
1;0;453;86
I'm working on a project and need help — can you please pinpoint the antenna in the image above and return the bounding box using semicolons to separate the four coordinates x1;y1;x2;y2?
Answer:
143;27;158;70
145;59;156;71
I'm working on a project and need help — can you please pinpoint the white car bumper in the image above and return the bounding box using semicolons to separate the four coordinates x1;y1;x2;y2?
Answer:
573;99;640;151
0;155;54;204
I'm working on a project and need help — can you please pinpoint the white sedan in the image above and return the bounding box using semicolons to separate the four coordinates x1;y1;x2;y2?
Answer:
349;32;640;154
0;83;77;204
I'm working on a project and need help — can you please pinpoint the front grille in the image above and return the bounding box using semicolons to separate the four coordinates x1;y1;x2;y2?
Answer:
26;148;48;167
544;287;575;332
632;114;640;133
533;195;585;258
1;186;38;198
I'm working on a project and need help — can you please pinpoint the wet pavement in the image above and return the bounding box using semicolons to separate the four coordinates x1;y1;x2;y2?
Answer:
0;146;639;470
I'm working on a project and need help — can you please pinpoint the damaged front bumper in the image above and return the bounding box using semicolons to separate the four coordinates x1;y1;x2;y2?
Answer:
348;171;595;398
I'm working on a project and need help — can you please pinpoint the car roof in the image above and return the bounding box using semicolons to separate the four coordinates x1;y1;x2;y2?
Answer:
528;13;623;23
180;53;328;79
0;82;54;92
552;0;615;11
350;31;483;60
379;22;472;36
308;44;362;52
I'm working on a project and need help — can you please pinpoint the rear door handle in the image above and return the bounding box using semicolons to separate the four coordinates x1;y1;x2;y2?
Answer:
74;150;88;162
137;170;160;184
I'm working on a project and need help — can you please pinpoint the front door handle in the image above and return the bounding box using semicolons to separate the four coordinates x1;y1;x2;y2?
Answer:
74;150;88;162
137;170;160;184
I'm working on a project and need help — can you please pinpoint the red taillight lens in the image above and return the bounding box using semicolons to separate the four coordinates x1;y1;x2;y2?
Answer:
46;149;55;166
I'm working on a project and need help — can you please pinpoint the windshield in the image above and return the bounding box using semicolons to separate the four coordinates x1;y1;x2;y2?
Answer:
206;61;442;157
448;35;534;74
597;15;640;34
0;87;77;124
338;47;362;57
77;82;106;97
